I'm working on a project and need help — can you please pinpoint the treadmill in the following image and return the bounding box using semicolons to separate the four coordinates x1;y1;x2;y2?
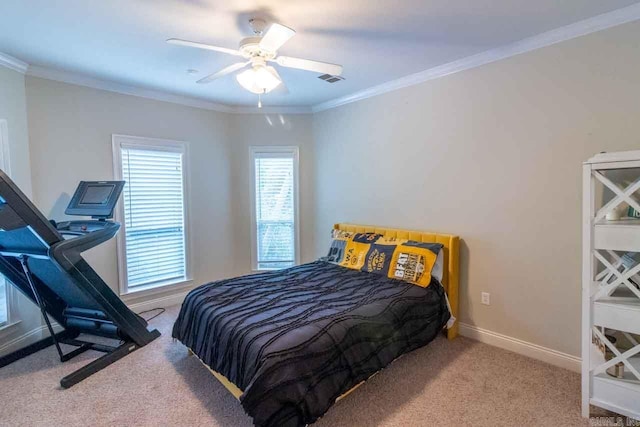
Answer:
0;170;160;388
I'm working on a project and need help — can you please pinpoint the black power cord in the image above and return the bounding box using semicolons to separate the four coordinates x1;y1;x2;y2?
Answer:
138;307;166;322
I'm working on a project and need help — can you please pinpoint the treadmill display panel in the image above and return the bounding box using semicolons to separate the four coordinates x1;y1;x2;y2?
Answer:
65;181;125;219
80;185;114;204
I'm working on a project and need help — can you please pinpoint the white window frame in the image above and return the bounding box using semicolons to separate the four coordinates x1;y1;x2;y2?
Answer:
0;119;20;330
112;134;192;297
249;146;300;272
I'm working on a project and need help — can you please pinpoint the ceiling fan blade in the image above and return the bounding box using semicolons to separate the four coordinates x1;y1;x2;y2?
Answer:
197;62;250;84
259;23;296;52
275;56;343;76
166;38;242;57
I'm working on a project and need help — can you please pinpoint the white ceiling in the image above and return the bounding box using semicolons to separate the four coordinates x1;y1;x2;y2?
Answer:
1;0;638;108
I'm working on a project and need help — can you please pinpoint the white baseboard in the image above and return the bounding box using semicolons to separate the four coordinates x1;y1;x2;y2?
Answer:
0;322;63;356
459;322;581;373
127;289;189;314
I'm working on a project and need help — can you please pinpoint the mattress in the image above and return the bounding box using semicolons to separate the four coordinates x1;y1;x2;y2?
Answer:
172;261;450;426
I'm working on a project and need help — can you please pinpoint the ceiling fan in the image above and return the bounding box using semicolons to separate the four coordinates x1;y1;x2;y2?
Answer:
167;19;343;106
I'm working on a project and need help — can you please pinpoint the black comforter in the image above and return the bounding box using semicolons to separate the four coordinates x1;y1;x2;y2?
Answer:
172;261;450;426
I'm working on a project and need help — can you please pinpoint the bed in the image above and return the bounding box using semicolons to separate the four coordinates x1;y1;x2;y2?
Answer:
172;223;459;426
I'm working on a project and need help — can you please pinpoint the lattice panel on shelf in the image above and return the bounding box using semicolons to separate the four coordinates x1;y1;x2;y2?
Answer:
592;249;640;300
593;171;640;222
592;327;640;382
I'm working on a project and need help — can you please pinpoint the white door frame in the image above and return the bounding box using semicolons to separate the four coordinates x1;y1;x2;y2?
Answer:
0;120;10;175
0;119;16;329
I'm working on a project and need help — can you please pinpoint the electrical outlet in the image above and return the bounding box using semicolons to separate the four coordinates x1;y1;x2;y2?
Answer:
481;292;491;305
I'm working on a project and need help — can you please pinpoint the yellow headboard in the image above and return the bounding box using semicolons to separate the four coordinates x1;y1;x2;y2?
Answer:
334;223;459;340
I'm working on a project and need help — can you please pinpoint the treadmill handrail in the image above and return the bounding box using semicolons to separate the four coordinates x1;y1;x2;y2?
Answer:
50;222;120;256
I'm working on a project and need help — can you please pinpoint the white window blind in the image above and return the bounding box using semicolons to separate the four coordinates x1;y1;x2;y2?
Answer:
114;136;189;292
251;147;299;270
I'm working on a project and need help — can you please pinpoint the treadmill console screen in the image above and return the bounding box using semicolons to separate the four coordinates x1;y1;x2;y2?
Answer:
65;181;125;219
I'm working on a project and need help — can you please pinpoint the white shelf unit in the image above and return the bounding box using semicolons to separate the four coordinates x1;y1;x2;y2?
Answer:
583;150;640;420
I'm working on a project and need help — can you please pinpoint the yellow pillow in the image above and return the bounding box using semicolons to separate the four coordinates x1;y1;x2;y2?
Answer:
326;230;383;270
324;231;442;287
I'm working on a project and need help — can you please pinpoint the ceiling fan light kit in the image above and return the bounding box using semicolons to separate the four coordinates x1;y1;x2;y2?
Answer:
167;19;343;107
236;64;282;94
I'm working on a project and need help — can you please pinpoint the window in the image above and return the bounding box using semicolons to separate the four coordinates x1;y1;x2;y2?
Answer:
113;135;190;294
250;146;299;270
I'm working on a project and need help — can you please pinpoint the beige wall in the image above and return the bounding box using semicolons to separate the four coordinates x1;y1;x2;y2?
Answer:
312;21;640;357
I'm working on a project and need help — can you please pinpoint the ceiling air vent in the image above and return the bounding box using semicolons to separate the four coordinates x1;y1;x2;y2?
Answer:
318;74;345;83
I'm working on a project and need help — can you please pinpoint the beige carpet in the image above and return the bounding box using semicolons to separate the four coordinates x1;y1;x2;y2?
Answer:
0;305;592;426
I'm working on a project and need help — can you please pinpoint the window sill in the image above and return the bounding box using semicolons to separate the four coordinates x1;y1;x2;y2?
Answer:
252;263;298;273
121;279;193;301
251;268;291;273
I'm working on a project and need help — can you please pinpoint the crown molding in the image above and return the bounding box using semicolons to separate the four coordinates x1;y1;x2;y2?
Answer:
312;2;640;113
27;65;236;113
0;52;28;74
229;105;312;114
26;65;312;115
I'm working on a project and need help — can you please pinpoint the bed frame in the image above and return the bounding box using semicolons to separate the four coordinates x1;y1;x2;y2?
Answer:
188;223;460;404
